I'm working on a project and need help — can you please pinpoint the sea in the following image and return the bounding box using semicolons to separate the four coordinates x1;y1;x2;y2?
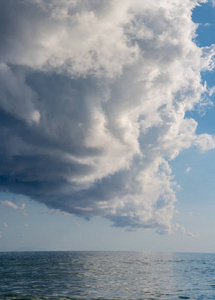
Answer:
0;251;215;300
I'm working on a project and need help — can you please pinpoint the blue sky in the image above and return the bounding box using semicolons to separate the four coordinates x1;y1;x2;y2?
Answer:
1;0;215;252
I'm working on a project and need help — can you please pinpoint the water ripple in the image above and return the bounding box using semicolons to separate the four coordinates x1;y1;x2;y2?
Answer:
0;252;215;299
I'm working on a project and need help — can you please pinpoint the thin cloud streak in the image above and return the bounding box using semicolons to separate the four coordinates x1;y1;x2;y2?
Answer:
1;201;25;210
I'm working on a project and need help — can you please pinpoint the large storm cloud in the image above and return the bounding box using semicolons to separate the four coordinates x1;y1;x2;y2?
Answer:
0;0;215;233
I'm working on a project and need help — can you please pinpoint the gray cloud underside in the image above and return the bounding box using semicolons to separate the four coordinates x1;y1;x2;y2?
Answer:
0;0;215;233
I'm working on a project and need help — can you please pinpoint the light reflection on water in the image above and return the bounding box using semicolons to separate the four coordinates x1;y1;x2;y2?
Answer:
0;251;215;299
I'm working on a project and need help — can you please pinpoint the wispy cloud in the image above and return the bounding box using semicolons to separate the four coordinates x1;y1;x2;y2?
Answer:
174;223;200;238
0;0;214;234
1;201;25;210
3;222;8;228
73;220;80;227
1;201;27;216
211;0;215;7
204;22;211;27
187;232;200;238
174;223;186;234
185;167;192;174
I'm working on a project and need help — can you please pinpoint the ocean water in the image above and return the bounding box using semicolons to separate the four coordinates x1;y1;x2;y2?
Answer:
0;252;215;300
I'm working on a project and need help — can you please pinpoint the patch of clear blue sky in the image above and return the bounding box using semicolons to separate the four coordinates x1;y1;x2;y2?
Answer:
1;191;214;253
1;1;215;253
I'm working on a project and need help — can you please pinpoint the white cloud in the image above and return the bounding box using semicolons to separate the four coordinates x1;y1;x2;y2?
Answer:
185;167;192;174
194;133;215;151
73;220;80;227
0;0;214;233
187;231;200;238
1;201;25;210
174;223;186;234
1;201;28;218
174;223;200;238
3;222;8;228
1;200;28;217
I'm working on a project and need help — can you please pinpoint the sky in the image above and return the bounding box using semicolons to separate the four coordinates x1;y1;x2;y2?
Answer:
0;0;215;252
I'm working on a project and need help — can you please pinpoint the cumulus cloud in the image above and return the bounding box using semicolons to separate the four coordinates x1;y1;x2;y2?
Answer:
0;0;215;234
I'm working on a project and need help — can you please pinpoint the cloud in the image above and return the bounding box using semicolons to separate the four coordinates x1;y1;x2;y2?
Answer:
174;223;200;238
0;0;214;234
1;200;28;217
204;23;211;27
185;167;192;174
73;220;80;227
174;223;186;234
194;133;215;151
1;200;25;210
187;232;200;238
3;222;8;228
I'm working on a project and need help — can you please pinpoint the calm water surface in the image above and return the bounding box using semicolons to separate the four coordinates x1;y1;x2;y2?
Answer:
0;251;215;299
